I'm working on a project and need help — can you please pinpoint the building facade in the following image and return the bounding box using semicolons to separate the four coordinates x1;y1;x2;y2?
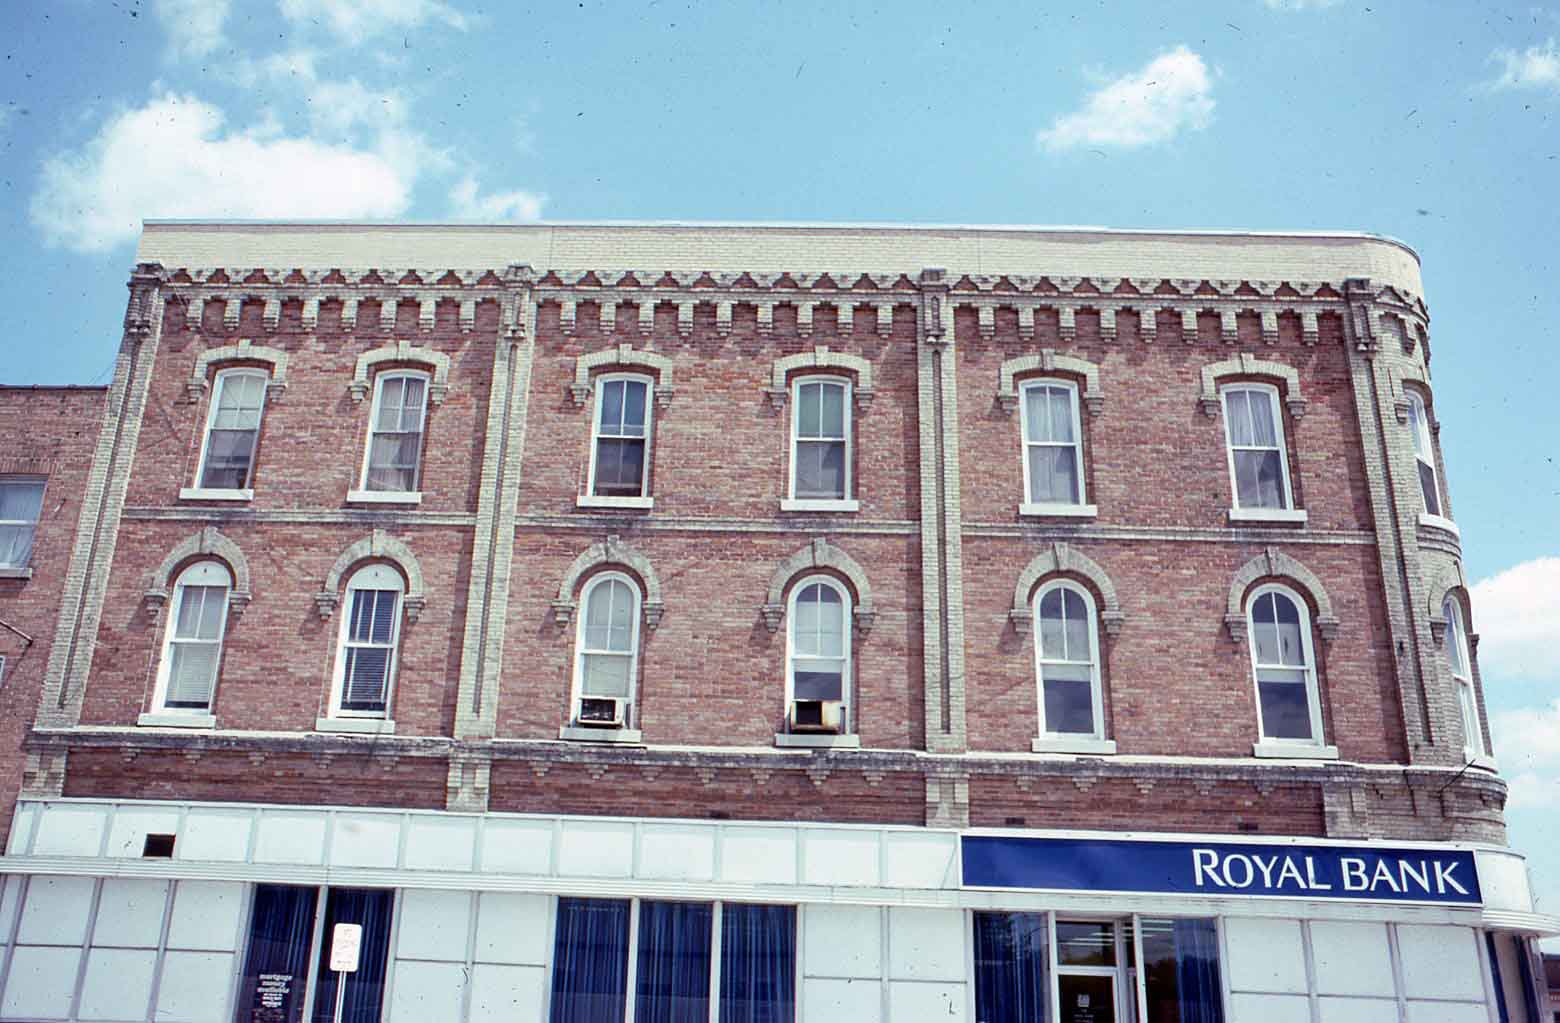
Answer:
0;221;1550;1022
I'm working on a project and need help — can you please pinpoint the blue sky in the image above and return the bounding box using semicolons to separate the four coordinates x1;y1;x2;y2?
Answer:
3;0;1559;921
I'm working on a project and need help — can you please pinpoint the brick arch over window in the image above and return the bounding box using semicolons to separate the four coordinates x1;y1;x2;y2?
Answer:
142;526;253;622
1198;352;1306;418
569;343;675;407
1008;542;1123;636
315;529;426;622
760;537;876;636
1390;362;1432;425
349;341;450;405
185;340;288;403
763;346;874;410
1426;563;1470;643
551;534;665;629
1225;547;1339;643
996;350;1104;416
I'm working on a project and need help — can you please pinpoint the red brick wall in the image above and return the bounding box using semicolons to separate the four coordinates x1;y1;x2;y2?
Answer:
0;387;106;844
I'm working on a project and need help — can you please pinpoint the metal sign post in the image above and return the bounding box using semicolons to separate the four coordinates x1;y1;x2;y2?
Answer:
327;923;363;1023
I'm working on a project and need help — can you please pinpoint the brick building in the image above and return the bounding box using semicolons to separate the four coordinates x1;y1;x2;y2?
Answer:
0;221;1551;1021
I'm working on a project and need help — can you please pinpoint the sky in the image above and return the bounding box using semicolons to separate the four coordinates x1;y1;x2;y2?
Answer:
2;0;1559;927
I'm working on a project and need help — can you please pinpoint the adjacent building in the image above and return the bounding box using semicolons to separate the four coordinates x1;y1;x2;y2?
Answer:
0;221;1549;1022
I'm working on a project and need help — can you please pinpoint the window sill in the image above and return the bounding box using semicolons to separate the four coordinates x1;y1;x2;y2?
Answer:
314;717;395;735
346;489;422;505
137;712;216;730
577;495;654;510
1252;741;1338;760
1418;513;1460;538
0;567;33;581
560;725;643;744
780;498;859;513
1019;503;1098;519
1031;736;1117;755
774;733;862;749
1228;507;1308;524
178;487;253;502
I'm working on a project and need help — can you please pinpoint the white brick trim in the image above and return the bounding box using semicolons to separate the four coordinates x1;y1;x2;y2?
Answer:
568;343;674;407
1199;352;1306;418
349;341;450;404
1008;541;1124;635
186;340;288;402
316;529;427;622
759;537;876;636
1225;547;1340;643
142;526;253;622
996;351;1104;415
552;534;665;630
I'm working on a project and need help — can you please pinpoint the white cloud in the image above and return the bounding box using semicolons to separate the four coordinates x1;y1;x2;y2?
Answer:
154;0;230;59
1492;701;1560;808
449;176;545;222
31;92;413;253
1469;557;1560;682
278;0;467;44
1262;0;1340;9
1489;39;1560;91
1036;46;1215;152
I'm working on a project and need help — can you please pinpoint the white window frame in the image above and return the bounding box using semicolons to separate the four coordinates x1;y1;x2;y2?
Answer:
580;373;655;509
1406;390;1460;537
348;369;430;504
1018;378;1096;517
0;476;46;572
143;560;232;727
187;367;269;500
781;574;854;740
1221;383;1305;523
782;375;857;512
1247;583;1333;758
1442;597;1487;761
1030;580;1113;754
324;563;405;730
565;571;643;739
1048;916;1134;1023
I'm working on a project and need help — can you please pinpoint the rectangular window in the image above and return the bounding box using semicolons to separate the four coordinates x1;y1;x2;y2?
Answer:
162;583;227;709
1021;382;1083;505
591;377;652;498
1406;393;1442;517
235;884;318;1023
791;379;849;500
308;888;394;1023
0;477;45;569
550;900;796;1023
198;370;268;490
1221;385;1292;511
974;912;1048;1023
339;589;400;714
364;374;427;493
1138;917;1224;1023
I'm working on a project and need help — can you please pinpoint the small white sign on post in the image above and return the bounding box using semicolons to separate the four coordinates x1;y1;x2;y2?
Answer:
329;923;362;973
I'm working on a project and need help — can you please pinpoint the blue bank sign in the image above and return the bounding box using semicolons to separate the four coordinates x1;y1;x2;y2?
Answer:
961;835;1481;906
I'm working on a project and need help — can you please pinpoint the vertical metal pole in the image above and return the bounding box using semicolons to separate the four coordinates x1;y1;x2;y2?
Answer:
332;967;345;1023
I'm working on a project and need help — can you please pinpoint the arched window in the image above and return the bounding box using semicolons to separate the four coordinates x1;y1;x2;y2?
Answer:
1246;585;1324;745
195;367;269;492
1032;581;1103;738
1406;392;1443;518
572;572;642;728
330;563;405;719
786;576;851;734
1442;597;1485;758
152;560;232;715
588;374;654;500
1019;379;1085;509
1221;383;1295;513
789;377;851;503
361;370;429;494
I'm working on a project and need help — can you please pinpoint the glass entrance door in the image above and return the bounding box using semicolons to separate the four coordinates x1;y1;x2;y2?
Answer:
1054;919;1132;1023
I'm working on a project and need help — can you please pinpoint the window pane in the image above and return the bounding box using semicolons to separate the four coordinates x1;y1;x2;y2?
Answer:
1029;446;1079;504
0;481;44;521
593;439;646;496
1062;589;1088;659
1407;398;1428;456
1234;450;1283;509
793;666;843;701
399;377;426;417
1247;391;1277;446
1057;973;1117;1023
166;643;218;707
1048;387;1075;442
375;378;405;430
973;912;1047;1023
236;885;319;1023
1258;679;1313;740
599;379;625;433
1443;601;1468;676
582;652;632;697
1225;390;1253;446
343;648;390;708
1460;682;1484;755
308;888;394;1023
174;586;207;638
819;383;845;438
1024;388;1052;444
0;524;35;568
196;586;227;640
635;901;712;1023
796;383;821;439
551;899;629;1023
201;430;257;489
1043;671;1095;734
719;904;795;1023
1141;918;1225;1023
1055;921;1116;967
795;441;844;498
1418;461;1441;517
1038;589;1064;657
621;381;647;436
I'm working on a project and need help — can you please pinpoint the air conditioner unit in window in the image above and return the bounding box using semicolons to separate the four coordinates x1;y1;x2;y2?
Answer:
789;699;843;734
577;697;625;728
